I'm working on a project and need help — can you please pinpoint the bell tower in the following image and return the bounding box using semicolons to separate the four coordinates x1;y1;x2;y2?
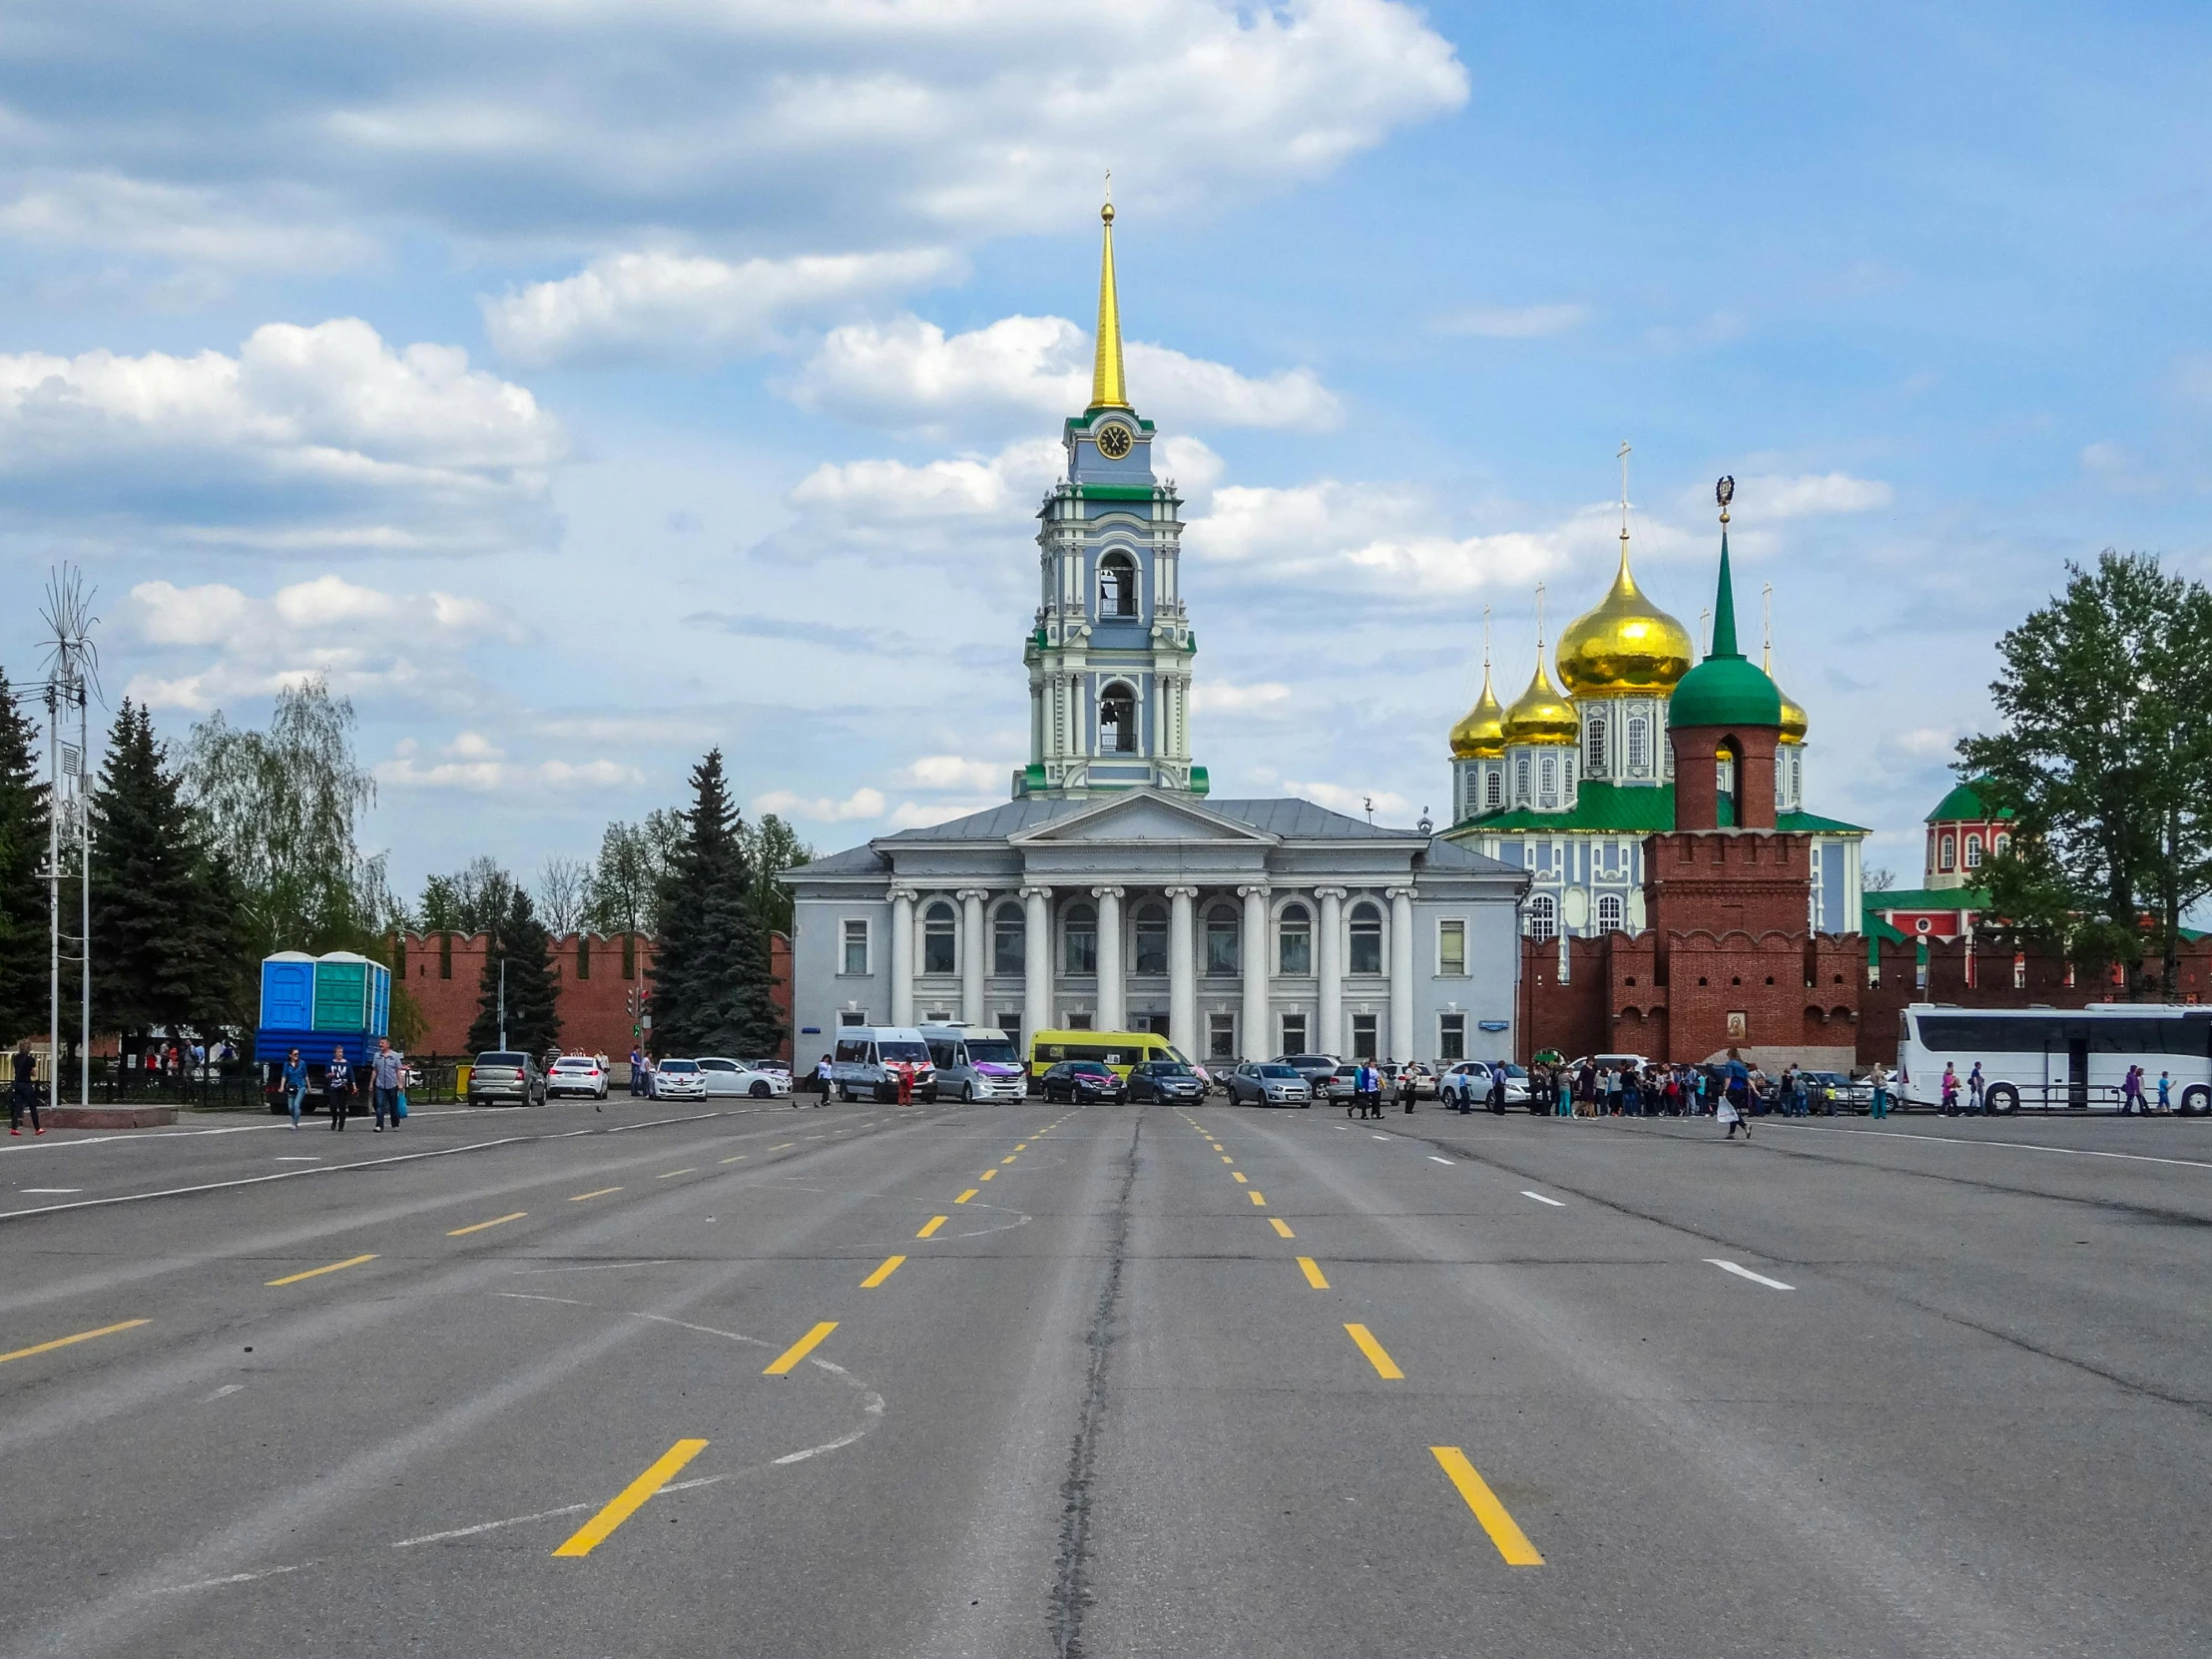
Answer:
1016;194;1205;799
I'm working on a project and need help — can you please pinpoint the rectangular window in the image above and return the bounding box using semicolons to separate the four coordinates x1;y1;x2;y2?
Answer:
1438;1013;1466;1062
1067;1011;1093;1030
994;912;1024;976
1279;920;1312;976
1351;1013;1379;1060
842;919;869;976
622;933;637;980
576;936;590;980
1205;916;1239;976
1208;1011;1236;1060
439;932;453;980
1437;919;1466;976
1134;913;1168;974
1281;1012;1308;1055
995;1012;1023;1052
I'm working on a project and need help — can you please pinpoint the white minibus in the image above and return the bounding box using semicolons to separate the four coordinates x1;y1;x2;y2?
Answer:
1898;1003;2212;1113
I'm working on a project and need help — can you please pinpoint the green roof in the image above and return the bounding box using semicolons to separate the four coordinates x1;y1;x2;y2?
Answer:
1865;886;1988;912
1668;527;1783;730
1445;781;1867;837
1927;778;2014;825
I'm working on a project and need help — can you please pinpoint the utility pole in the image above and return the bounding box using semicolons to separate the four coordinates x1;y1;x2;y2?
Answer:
38;569;98;1110
499;956;508;1050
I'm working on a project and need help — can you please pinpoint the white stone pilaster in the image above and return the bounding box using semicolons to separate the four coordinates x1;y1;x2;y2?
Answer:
1386;885;1415;1062
888;886;917;1027
1093;885;1125;1032
1315;886;1346;1057
1240;884;1271;1061
958;888;989;1026
1165;885;1199;1056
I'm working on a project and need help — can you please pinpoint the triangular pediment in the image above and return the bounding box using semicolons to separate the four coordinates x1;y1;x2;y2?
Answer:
1011;790;1277;846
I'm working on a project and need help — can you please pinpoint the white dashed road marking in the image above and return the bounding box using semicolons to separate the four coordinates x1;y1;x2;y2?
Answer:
1707;1258;1793;1290
1520;1190;1565;1207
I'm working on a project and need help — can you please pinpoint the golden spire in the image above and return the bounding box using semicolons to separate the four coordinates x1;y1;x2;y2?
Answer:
1556;444;1694;698
1090;178;1129;410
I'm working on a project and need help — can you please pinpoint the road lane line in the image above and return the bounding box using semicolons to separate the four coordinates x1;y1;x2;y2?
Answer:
656;1168;697;1179
1344;1324;1403;1380
1000;1155;1017;1164
1297;1257;1330;1289
719;1155;748;1164
0;1318;149;1366
569;1187;623;1202
1428;1156;1454;1165
1431;1447;1544;1565
954;1189;979;1204
447;1211;528;1237
1269;1218;1295;1239
770;1143;796;1151
267;1253;377;1288
1232;1172;1249;1184
1248;1191;1266;1206
551;1438;709;1557
859;1255;906;1289
916;1215;948;1238
1221;1155;1234;1163
980;1169;997;1181
1521;1190;1566;1207
1015;1143;1027;1150
764;1321;838;1376
1707;1259;1794;1290
1371;1134;1389;1141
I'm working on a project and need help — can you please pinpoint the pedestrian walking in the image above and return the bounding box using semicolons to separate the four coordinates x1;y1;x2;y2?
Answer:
1486;1063;1507;1115
629;1047;645;1097
9;1038;40;1136
2120;1063;2147;1115
1718;1088;1748;1139
1869;1062;1891;1120
1396;1063;1416;1114
1554;1067;1572;1117
1967;1062;1985;1116
282;1047;307;1128
326;1046;353;1131
895;1060;914;1107
816;1052;834;1106
2158;1070;2172;1114
370;1037;404;1131
1939;1062;1960;1116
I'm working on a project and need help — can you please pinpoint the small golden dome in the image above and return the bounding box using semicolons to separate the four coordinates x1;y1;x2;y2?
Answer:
1503;654;1578;746
1765;643;1809;745
1449;663;1506;758
1557;540;1695;698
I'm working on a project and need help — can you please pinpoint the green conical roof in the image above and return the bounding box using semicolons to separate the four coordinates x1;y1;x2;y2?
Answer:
1669;527;1783;730
1927;778;2014;825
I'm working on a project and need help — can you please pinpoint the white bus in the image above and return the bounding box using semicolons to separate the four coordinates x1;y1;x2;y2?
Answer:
1898;1003;2212;1114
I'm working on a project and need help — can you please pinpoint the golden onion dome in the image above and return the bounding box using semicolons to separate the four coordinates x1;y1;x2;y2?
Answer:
1448;663;1507;758
1765;642;1809;745
1502;654;1578;746
1556;540;1696;698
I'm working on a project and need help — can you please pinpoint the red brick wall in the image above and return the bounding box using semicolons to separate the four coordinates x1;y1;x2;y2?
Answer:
1518;935;1610;1062
388;932;792;1062
1669;723;1781;830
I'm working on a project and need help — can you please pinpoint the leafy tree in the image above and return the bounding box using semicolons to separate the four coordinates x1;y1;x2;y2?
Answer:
738;813;813;936
419;855;513;935
0;668;48;1042
650;750;783;1056
535;854;590;933
1958;552;2212;995
583;817;678;935
467;884;559;1055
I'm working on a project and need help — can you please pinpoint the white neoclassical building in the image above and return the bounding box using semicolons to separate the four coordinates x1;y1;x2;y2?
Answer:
782;201;1529;1067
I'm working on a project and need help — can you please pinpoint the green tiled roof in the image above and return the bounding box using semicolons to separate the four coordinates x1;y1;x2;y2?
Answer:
1446;781;1868;838
1865;886;1988;912
1927;778;2014;825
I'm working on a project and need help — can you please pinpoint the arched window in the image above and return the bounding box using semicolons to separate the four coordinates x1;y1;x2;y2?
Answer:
1627;717;1648;773
1964;835;1983;868
1939;832;1956;871
1484;770;1503;811
1586;714;1607;775
992;903;1025;976
1596;893;1623;932
1279;902;1312;975
1995;831;2011;856
1133;901;1168;974
1714;739;1741;829
923;900;957;975
1539;753;1558;799
1790;750;1802;797
1099;682;1138;754
1349;902;1383;974
1528;893;1557;942
1514;755;1530;803
1204;905;1239;976
1063;903;1098;975
1099;553;1137;618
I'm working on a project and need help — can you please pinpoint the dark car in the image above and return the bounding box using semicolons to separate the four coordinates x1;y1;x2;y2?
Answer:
1040;1060;1128;1103
1127;1060;1205;1103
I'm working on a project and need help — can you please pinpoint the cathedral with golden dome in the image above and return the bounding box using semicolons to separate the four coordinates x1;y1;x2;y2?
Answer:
1441;478;1867;942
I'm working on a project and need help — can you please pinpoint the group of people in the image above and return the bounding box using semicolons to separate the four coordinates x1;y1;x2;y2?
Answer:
279;1037;408;1132
1342;1061;1411;1118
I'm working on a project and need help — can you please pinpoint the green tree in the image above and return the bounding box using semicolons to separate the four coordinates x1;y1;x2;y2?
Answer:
0;669;48;1041
650;750;783;1057
1958;552;2212;995
738;813;813;937
420;856;513;935
583;817;680;936
467;884;559;1055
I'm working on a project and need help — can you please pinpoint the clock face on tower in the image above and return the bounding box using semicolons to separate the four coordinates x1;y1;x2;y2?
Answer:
1093;421;1134;460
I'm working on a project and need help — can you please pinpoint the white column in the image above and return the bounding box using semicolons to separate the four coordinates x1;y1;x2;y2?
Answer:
1022;885;1052;1041
1093;885;1125;1032
1240;884;1271;1061
1387;885;1416;1063
888;886;916;1027
1166;885;1198;1056
1316;886;1346;1057
959;888;989;1026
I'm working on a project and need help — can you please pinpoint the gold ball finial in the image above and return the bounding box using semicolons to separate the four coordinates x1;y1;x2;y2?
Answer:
1101;201;1115;225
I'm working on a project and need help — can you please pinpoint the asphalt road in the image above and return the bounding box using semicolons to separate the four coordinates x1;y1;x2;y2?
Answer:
0;1094;2206;1657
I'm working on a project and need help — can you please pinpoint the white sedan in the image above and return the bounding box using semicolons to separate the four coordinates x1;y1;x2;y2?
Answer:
547;1054;609;1100
697;1057;792;1099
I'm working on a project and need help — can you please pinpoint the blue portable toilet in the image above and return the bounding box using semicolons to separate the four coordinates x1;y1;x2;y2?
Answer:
260;952;316;1031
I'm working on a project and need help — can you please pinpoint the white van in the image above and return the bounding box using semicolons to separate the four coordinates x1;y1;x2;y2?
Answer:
830;1026;936;1103
919;1024;1027;1103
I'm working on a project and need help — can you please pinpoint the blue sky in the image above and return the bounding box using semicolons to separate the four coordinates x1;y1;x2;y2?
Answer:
1;0;2204;901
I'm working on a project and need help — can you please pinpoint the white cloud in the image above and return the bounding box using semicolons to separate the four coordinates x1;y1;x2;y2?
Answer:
0;171;369;274
1192;681;1295;716
377;751;644;793
753;787;886;823
1188;481;1573;594
788;313;1340;435
483;248;961;367
0;319;564;555
1739;472;1895;518
1279;780;1413;822
1436;303;1588;339
901;755;1014;793
1883;727;1959;763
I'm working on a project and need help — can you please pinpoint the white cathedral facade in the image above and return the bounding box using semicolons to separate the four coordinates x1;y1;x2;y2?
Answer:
784;204;1530;1070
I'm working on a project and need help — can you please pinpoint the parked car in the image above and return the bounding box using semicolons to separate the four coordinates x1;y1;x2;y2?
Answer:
1437;1061;1532;1108
1280;1053;1341;1093
1228;1062;1313;1107
468;1051;546;1107
743;1057;792;1077
1127;1059;1206;1103
1798;1070;1871;1113
1039;1060;1128;1103
546;1054;609;1100
1392;1061;1440;1099
698;1056;791;1099
650;1057;708;1100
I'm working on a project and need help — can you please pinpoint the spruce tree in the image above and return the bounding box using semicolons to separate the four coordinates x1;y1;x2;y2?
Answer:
650;750;784;1057
0;668;48;1042
467;885;559;1056
90;701;211;1048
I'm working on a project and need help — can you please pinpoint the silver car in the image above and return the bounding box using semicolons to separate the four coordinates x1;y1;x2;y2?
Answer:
1228;1061;1313;1107
468;1051;545;1107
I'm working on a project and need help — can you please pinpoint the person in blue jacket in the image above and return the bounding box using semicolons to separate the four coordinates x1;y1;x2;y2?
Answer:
282;1048;308;1128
